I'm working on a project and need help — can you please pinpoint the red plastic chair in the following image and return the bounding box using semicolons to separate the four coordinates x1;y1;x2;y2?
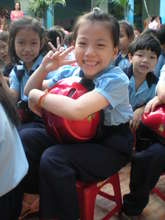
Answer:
76;173;122;220
152;173;165;201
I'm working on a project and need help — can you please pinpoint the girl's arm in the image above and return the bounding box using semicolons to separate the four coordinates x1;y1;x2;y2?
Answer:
157;65;165;103
130;105;145;130
24;47;75;96
145;66;165;113
144;96;162;113
28;88;109;120
157;81;165;103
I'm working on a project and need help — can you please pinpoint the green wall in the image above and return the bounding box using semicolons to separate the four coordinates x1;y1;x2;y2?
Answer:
0;0;14;12
54;0;90;30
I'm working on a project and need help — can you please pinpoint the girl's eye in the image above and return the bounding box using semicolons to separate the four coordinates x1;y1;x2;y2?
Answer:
78;42;86;46
150;56;156;59
18;41;24;45
32;42;38;45
97;44;105;48
0;45;5;49
136;53;142;57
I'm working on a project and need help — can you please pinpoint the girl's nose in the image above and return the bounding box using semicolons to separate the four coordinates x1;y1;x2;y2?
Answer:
85;46;95;56
23;44;32;52
142;56;148;62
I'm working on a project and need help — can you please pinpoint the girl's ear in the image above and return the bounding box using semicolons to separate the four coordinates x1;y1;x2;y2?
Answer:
128;52;133;63
40;39;46;50
113;47;118;59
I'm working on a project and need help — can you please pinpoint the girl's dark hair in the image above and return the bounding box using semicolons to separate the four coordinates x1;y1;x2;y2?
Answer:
128;33;161;58
119;20;135;40
72;7;119;47
9;16;47;64
0;31;9;42
0;75;19;126
64;32;74;47
47;26;64;48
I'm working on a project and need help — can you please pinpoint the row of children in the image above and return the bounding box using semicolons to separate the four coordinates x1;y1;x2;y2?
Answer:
0;7;165;220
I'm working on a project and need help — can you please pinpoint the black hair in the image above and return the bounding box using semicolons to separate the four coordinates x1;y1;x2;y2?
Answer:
47;26;64;48
156;24;165;45
0;31;9;42
119;20;134;40
0;74;19;126
128;32;161;58
8;16;47;64
64;32;73;47
72;7;119;47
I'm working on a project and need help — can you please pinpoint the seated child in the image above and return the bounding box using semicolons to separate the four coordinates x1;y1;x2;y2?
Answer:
114;20;134;70
7;16;48;104
154;24;165;78
122;33;165;219
20;8;134;220
0;72;28;220
126;32;160;129
0;31;13;82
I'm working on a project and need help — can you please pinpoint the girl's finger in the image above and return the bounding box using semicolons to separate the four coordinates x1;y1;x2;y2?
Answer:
56;37;61;50
48;41;57;52
62;59;76;66
59;46;74;58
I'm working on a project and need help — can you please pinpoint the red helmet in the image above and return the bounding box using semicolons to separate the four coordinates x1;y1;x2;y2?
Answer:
141;105;165;138
42;77;100;143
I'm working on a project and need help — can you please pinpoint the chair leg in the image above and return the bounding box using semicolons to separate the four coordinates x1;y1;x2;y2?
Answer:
112;174;122;209
77;173;122;220
82;187;97;220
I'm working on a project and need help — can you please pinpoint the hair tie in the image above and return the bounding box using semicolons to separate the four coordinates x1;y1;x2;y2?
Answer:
38;89;49;109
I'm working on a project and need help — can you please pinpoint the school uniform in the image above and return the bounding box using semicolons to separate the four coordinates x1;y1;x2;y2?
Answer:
2;63;13;77
154;52;165;78
20;62;133;220
128;72;157;111
157;64;165;83
123;69;165;216
9;55;45;101
9;55;54;125
114;52;131;71
0;103;28;219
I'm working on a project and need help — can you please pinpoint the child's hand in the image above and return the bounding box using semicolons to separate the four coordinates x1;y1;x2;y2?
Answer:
28;89;43;117
130;106;145;130
144;96;162;113
40;46;76;74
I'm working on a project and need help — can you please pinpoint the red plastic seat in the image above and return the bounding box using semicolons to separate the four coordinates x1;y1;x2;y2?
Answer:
76;173;122;220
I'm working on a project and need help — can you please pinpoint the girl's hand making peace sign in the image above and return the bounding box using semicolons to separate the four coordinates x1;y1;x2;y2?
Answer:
40;43;76;74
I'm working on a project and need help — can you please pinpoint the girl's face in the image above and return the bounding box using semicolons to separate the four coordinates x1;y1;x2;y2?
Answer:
119;26;131;54
74;21;117;79
131;49;157;77
15;3;20;10
14;28;41;69
0;40;9;64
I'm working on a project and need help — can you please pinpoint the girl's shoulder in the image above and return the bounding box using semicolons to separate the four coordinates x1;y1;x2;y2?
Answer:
94;65;129;91
97;65;129;83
